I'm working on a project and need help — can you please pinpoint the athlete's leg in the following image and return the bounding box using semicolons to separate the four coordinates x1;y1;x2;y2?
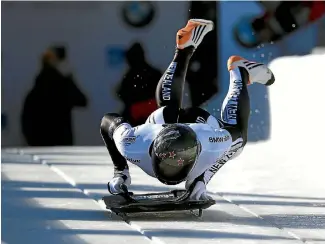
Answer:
154;47;194;122
183;66;250;191
100;113;129;172
221;56;275;144
198;56;275;187
154;19;214;123
220;66;250;144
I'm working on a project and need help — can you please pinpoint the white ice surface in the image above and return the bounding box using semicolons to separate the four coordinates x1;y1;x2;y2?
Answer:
2;54;325;244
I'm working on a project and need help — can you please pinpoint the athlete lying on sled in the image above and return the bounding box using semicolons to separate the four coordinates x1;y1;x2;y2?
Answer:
100;19;275;201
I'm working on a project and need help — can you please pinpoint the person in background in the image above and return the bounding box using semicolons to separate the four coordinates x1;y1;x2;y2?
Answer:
21;46;88;146
116;42;162;126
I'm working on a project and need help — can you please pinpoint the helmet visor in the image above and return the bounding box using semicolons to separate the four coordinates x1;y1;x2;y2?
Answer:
152;144;199;185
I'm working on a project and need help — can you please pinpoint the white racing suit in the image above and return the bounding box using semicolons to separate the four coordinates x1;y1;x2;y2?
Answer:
113;107;243;190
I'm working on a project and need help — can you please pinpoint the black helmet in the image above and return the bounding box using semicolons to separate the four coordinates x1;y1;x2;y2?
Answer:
151;124;201;185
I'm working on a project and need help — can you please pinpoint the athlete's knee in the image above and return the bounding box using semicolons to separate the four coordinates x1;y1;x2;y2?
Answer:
162;105;180;123
223;123;248;148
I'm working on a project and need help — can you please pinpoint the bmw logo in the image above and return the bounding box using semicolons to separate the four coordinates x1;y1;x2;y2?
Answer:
122;2;156;28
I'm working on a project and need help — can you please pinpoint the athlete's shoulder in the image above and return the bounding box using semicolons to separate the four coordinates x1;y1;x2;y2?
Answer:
188;123;232;152
131;123;164;142
116;123;163;156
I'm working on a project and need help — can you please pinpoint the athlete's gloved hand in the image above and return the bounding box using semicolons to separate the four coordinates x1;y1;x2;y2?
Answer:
108;169;131;195
188;180;213;201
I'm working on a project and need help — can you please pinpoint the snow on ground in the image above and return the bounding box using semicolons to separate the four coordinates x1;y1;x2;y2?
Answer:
2;54;325;244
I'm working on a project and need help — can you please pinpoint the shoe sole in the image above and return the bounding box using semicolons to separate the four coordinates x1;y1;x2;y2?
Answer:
177;19;214;48
228;56;275;86
189;19;214;31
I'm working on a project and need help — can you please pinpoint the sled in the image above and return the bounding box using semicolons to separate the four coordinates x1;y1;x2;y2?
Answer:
102;187;216;217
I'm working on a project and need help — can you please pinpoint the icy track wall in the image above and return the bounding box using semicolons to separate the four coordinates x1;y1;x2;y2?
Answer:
268;53;325;155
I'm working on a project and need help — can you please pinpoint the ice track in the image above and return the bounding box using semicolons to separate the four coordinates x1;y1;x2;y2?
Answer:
2;54;325;244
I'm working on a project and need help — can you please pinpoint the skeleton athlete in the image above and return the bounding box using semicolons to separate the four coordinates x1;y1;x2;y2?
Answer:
100;19;275;200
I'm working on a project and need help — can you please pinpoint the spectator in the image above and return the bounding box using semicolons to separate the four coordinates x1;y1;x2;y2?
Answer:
21;46;87;146
116;42;162;126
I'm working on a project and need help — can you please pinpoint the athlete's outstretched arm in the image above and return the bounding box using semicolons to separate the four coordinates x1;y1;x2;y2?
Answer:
101;113;158;194
100;113;130;172
101;113;156;172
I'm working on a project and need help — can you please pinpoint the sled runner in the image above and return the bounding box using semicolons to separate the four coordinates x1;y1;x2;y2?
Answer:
102;186;216;217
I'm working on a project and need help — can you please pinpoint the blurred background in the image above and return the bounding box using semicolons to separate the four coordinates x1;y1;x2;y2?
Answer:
1;1;325;147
